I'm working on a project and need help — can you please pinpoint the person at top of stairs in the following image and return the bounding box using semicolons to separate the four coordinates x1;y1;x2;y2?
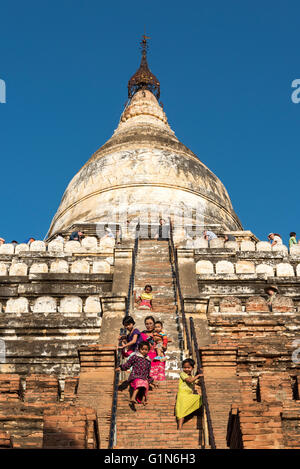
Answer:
116;341;153;406
175;358;203;430
154;218;170;240
119;316;143;358
134;284;153;310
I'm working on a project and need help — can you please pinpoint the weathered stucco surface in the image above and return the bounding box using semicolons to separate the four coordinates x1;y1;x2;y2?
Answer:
47;90;242;237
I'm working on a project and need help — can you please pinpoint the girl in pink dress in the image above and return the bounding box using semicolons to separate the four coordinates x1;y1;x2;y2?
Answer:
116;341;153;405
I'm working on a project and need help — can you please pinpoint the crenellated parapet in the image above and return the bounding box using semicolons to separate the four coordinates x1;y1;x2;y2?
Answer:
179;241;300;302
0;236;116;256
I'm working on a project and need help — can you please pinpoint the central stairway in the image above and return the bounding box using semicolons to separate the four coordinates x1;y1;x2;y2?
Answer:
132;239;184;378
114;239;201;448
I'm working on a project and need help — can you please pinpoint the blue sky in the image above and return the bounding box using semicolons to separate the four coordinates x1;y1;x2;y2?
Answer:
0;0;300;244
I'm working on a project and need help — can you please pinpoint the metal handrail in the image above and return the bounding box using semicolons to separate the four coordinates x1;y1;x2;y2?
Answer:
189;317;216;449
108;223;140;448
108;337;122;449
169;220;192;356
125;222;140;317
169;219;216;449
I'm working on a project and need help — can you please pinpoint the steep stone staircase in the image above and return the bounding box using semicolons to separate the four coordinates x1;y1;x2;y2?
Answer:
132;239;184;377
114;239;202;448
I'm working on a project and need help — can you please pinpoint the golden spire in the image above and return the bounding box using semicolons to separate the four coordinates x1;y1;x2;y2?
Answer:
128;34;160;100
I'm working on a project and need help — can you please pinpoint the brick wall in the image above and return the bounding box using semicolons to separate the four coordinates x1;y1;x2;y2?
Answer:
0;373;99;448
227;370;300;449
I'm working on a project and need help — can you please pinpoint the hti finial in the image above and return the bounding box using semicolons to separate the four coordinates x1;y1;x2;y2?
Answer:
128;34;160;100
140;32;150;57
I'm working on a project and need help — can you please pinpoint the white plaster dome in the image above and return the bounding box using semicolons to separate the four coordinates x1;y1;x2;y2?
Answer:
47;89;242;237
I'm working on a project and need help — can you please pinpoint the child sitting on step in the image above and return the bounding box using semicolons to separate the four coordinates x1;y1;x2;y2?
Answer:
116;341;153;406
119;316;142;358
134;285;153;310
175;358;203;430
153;320;168;361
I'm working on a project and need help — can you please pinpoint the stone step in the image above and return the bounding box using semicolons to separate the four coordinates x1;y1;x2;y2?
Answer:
136;257;170;263
135;266;172;272
137;244;169;250
132;317;180;327
134;271;173;277
135;263;173;269
138;240;169;244
137;248;169;253
116;423;197;431
135;269;173;276
134;281;174;286
133;301;177;308
135;262;171;265
134;280;174;286
135;264;172;269
135;254;171;258
134;283;174;288
132;311;177;317
136;247;169;251
134;291;175;296
134;291;175;298
137;244;169;249
132;310;177;316
133;291;175;298
135;267;172;272
134;280;173;285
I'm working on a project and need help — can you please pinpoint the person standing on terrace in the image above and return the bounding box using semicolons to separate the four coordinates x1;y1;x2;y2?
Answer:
289;232;297;248
267;233;282;247
203;230;217;242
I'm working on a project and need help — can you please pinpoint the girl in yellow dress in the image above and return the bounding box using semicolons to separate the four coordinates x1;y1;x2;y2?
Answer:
134;285;153;310
175;358;202;430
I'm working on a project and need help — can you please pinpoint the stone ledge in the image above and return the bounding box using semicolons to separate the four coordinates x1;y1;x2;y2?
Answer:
0;314;101;324
209;312;299;317
0;276;30;283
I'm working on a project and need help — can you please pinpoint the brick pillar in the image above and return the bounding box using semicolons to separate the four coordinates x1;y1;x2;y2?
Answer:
63;377;79;402
177;249;212;347
0;432;12;448
99;296;126;347
228;372;295;449
184;297;212;347
43;405;99;449
76;345;117;449
112;248;132;296
0;374;20;402
200;345;240;449
177;249;199;296
24;375;59;404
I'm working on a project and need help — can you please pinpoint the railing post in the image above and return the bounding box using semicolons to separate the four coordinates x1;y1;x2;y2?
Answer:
109;223;140;448
203;408;210;448
125;223;140;317
108;335;122;449
168;220;216;449
189;317;216;449
169;219;192;356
